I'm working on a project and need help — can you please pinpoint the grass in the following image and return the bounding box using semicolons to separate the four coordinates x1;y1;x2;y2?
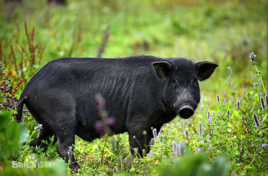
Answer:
0;0;267;175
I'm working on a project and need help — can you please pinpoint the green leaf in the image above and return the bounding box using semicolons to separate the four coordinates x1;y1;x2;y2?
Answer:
3;121;21;156
19;122;29;147
0;110;11;132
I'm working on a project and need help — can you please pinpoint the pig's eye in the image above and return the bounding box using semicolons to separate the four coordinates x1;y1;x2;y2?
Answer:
172;78;179;88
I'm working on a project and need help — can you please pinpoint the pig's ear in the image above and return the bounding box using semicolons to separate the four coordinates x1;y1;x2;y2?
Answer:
196;61;218;81
152;61;172;81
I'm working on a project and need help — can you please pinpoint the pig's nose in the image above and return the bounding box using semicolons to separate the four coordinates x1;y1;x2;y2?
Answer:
178;105;194;119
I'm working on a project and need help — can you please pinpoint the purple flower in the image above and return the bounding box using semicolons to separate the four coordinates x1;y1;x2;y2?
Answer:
198;122;203;136
208;144;212;150
108;117;115;126
114;166;118;173
249;52;257;64
262;143;267;150
260;98;266;110
34;123;43;132
0;86;4;90
217;94;220;103
206;105;208;111
95;94;105;106
172;140;177;157
8;85;12;89
177;142;182;155
228;66;232;78
97;98;105;106
227;109;230;117
95;121;103;131
195;147;201;153
67;146;73;155
223;99;226;104
152;128;157;139
265;95;268;106
237;100;240;109
185;128;189;138
253;114;260;127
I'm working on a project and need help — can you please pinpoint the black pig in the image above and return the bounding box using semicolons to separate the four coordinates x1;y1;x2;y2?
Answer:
16;55;217;169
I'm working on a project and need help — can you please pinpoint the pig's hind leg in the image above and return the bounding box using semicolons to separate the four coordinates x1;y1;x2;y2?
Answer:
53;117;80;170
33;125;56;151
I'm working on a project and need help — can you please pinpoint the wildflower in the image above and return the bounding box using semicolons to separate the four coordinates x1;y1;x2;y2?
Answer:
217;94;220;103
146;150;153;158
176;122;179;126
171;124;174;129
198;122;203;136
67;146;73;155
208;144;212;150
237;100;240;109
223;99;226;104
249;52;257;65
262;143;267;150
114;166;119;173
206;105;208;111
172;140;177;157
34;123;43;132
228;66;232;78
95;121;103;131
185;128;189;138
195;147;201;153
0;86;4;90
208;112;212;123
253;114;260;127
265;95;268;106
227;109;230;117
108;117;116;126
212;111;215;117
260;98;266;110
134;147;139;152
230;131;232;135
95;94;105;106
152;128;157;139
215;120;217;125
250;71;254;79
243;88;247;95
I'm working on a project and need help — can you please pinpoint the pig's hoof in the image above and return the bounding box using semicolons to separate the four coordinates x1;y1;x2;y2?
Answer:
69;162;80;172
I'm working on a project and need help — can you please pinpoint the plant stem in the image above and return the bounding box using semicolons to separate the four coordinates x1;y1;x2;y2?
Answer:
254;65;267;95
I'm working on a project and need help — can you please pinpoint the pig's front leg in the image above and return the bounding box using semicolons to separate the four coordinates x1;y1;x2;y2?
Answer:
128;123;163;157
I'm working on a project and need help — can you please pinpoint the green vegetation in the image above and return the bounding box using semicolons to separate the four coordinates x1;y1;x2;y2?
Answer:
0;0;267;175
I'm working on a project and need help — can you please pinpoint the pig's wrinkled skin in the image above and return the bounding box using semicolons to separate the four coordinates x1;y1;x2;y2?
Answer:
16;55;218;170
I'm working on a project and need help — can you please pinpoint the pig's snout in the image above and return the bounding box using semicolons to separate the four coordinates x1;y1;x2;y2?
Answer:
178;105;195;119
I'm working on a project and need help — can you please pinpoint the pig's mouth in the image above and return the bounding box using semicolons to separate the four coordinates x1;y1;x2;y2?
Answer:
177;105;195;119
